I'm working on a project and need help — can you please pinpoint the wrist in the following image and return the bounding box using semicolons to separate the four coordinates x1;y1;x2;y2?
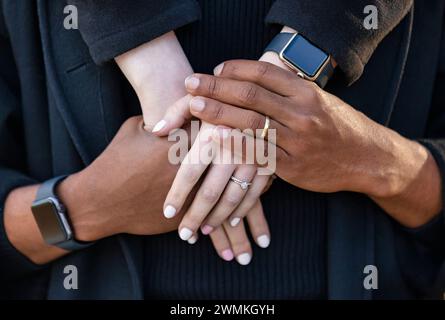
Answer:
57;170;108;242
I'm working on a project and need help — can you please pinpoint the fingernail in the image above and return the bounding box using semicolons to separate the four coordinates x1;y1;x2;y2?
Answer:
190;97;206;112
163;205;176;219
221;249;234;261
236;253;251;265
179;227;193;241
230;217;241;227
214;63;224;76
185;75;200;90
187;235;198;245
257;235;270;248
152;120;166;133
201;225;214;235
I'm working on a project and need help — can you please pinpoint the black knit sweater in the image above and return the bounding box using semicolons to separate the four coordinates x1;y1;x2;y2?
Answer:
141;0;327;299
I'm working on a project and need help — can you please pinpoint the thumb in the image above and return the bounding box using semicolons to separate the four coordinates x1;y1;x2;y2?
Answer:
150;94;193;136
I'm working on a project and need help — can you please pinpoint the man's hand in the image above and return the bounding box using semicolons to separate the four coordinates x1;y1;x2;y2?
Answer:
183;59;442;228
60;116;188;241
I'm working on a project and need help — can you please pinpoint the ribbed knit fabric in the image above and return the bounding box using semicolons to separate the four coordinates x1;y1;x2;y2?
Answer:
142;0;326;299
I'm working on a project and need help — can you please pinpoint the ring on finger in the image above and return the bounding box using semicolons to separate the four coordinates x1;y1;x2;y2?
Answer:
230;176;252;190
260;115;270;139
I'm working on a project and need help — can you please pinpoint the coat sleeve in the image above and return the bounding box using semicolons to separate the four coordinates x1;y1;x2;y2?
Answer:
67;0;201;64
265;0;414;85
0;13;44;281
393;17;445;298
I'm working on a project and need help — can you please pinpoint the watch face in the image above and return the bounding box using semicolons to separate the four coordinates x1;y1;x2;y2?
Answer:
32;198;69;245
282;34;329;78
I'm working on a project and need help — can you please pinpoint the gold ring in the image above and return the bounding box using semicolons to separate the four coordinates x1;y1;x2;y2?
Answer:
260;116;270;139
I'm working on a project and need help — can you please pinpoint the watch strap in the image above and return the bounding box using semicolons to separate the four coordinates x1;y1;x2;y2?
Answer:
264;32;334;88
36;176;94;251
264;32;294;55
35;175;68;201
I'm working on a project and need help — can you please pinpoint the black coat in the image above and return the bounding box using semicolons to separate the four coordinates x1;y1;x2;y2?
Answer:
0;0;445;299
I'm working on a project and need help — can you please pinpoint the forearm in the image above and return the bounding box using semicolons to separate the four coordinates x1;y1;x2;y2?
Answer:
115;31;193;127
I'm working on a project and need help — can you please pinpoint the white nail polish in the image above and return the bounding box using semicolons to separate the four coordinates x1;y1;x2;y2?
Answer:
163;205;176;219
187;235;198;244
179;228;193;241
236;253;251;265
257;235;270;248
230;217;241;227
152;120;166;133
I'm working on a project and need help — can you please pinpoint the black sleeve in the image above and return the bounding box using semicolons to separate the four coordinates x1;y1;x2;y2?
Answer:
0;27;44;281
393;23;445;297
67;0;201;64
265;0;413;85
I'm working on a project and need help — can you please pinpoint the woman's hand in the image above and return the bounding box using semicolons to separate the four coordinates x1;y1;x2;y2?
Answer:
183;59;442;228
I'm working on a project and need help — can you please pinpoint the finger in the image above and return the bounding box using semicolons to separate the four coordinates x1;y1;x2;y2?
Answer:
246;201;271;249
185;73;293;124
187;232;199;245
212;126;288;172
214;59;306;97
209;226;235;261
202;164;256;230
228;174;270;227
151;94;193;136
189;96;291;147
178;162;236;241
163;127;215;219
223;220;252;265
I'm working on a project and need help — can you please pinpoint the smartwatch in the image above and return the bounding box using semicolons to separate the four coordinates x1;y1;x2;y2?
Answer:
264;32;334;88
31;176;93;251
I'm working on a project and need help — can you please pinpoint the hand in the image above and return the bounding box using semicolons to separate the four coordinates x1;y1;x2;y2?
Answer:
60;116;192;242
183;59;442;228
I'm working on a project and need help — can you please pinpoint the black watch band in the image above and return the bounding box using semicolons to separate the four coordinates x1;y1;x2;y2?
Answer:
34;176;93;251
265;32;334;88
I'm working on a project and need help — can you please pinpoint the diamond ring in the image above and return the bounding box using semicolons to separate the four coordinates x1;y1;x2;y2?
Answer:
230;176;252;190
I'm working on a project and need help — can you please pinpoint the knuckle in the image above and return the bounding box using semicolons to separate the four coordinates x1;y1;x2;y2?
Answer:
184;166;202;184
224;61;238;76
245;112;264;131
207;77;221;97
210;102;225;121
255;62;270;79
238;84;258;106
299;115;320;133
200;188;220;203
224;193;242;207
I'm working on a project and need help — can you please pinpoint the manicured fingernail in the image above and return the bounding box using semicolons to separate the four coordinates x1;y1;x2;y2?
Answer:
179;227;193;241
187;235;198;245
236;253;251;265
257;235;270;248
185;75;200;90
201;225;214;235
214;63;224;76
190;97;206;112
221;249;234;261
230;217;241;227
152;120;166;133
163;205;176;219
